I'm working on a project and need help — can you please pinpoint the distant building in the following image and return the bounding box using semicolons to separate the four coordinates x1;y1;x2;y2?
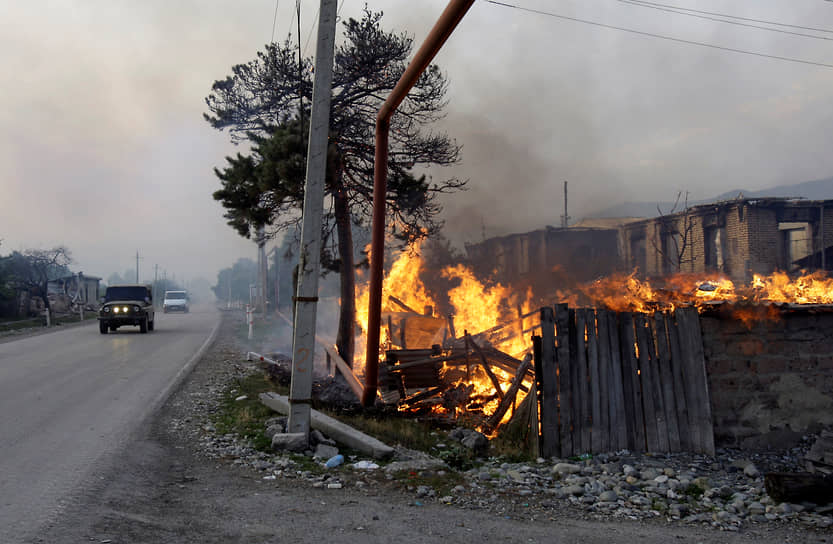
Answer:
465;224;629;296
48;273;102;308
620;198;833;283
465;198;833;290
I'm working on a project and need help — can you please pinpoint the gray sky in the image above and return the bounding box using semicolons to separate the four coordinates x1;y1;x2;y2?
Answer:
2;0;833;284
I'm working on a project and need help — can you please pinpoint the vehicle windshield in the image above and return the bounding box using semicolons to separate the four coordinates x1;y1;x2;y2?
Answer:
105;286;149;301
165;291;187;300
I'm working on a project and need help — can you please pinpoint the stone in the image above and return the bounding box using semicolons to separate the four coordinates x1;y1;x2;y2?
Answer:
748;502;766;515
553;463;582;475
313;444;340;460
743;463;760;478
460;431;489;455
271;432;307;453
599;490;619;502
310;429;335;446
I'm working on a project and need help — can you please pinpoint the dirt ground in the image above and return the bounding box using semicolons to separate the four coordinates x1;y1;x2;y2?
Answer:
27;311;827;544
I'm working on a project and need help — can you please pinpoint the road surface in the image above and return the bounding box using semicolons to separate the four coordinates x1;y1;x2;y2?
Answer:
0;307;219;542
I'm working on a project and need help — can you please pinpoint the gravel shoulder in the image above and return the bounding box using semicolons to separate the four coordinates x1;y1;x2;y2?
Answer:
30;310;830;543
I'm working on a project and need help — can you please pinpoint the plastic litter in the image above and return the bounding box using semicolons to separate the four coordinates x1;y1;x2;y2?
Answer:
324;454;344;468
353;460;379;470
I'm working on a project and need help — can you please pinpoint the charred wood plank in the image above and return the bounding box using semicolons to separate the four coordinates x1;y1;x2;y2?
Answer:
388;295;420;314
592;309;610;454
635;313;666;453
467;334;505;401
619;312;645;452
538;307;559;458
485;353;533;433
575;309;592;454
603;310;628;452
555;303;573;458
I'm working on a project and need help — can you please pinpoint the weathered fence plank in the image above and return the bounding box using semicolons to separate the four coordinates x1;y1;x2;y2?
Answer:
575;309;592;454
594;309;611;454
555;303;573;458
604;310;627;451
618;312;645;452
666;311;691;452
586;310;602;453
538;307;559;458
654;312;681;452
675;307;715;455
635;313;663;452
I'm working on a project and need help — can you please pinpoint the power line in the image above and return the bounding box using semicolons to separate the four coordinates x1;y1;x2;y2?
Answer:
303;0;346;56
271;0;281;43
483;0;833;69
303;5;321;55
619;0;833;42
621;0;833;34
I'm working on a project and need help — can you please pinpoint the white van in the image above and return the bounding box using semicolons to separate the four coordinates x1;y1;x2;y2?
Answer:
163;290;189;313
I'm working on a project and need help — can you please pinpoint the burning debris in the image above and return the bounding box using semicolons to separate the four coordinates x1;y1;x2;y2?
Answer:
349;241;833;449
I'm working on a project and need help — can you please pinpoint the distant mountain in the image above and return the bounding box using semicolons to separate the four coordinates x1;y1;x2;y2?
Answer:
589;176;833;220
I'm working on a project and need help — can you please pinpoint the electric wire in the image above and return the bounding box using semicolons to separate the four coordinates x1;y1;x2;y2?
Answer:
303;0;346;57
619;0;833;41
270;0;280;43
622;0;833;34
303;5;321;55
483;0;833;69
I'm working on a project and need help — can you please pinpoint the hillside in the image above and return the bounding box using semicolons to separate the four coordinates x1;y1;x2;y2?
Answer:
588;176;833;220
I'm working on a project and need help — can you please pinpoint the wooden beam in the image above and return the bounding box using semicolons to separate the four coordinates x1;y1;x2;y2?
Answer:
467;334;505;401
388;294;420;314
485;353;532;433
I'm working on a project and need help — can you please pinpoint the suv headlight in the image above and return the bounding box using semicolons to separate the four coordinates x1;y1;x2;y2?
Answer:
103;307;110;313
133;305;140;312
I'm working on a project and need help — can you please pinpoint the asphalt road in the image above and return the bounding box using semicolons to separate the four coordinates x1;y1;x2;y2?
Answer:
0;307;219;542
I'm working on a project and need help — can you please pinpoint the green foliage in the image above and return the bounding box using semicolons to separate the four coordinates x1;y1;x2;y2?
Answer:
204;7;464;251
214;373;279;451
213;258;258;302
683;482;706;499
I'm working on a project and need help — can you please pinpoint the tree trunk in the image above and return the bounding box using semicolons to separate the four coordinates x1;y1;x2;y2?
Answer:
334;183;355;368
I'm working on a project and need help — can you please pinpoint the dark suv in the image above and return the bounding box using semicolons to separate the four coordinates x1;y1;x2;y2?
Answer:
98;284;155;334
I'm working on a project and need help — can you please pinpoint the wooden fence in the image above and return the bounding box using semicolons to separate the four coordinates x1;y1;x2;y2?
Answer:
534;304;715;457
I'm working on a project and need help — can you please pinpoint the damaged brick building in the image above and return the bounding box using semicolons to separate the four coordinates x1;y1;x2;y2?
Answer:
621;198;833;282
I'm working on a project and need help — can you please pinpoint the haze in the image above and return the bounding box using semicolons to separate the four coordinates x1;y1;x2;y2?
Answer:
2;0;832;284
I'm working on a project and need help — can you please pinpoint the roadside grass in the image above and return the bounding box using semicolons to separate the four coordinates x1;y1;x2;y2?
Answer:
214;372;286;451
217;319;535;470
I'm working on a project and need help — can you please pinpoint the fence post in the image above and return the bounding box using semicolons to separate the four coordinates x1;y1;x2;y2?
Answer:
247;304;253;340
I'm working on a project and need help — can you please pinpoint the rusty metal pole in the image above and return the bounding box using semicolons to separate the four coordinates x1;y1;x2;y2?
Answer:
361;0;474;407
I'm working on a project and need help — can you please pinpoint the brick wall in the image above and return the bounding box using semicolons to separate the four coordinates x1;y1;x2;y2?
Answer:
700;307;833;447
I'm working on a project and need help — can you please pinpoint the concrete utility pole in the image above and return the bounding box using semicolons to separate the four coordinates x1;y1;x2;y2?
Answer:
561;181;570;228
288;0;338;436
135;251;140;282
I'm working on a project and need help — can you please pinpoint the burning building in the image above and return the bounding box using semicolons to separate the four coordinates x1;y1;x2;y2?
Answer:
621;197;833;283
344;198;833;456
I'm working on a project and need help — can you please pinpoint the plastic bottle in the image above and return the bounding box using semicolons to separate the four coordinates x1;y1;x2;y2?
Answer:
324;454;344;468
